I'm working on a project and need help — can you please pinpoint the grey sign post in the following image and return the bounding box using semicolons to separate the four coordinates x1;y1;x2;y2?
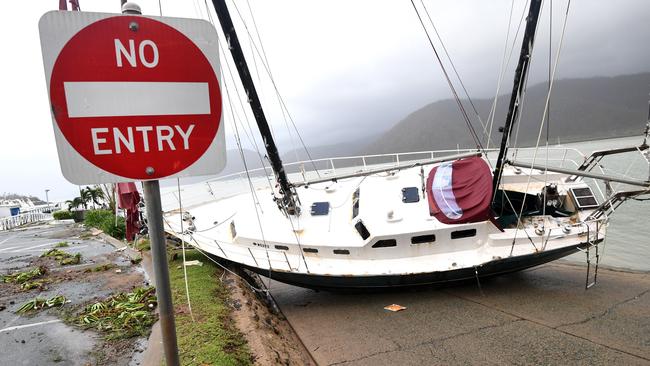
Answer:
39;5;225;366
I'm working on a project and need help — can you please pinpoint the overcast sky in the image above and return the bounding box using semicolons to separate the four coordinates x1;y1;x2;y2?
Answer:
1;0;649;201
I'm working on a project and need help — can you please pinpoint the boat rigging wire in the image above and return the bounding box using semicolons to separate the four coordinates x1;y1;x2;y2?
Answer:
510;0;572;250
176;178;195;322
217;39;275;191
409;0;485;153
162;216;270;294
418;0;495;151
221;71;277;287
486;0;519;150
226;0;323;179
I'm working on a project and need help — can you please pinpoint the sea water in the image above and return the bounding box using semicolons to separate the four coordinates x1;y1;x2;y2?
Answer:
560;136;650;271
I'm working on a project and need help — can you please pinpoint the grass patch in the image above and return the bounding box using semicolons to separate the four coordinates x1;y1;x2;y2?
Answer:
2;266;47;284
134;238;150;251
84;210;126;240
54;241;70;248
169;250;253;365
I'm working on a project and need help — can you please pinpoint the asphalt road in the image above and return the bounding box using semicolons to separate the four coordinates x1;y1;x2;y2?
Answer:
269;262;650;365
0;223;146;366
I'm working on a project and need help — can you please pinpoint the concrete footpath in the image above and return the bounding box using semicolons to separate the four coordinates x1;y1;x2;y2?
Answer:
269;263;650;365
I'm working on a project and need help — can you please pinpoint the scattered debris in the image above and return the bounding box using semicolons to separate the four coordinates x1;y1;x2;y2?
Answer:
83;263;116;273
115;269;122;274
41;249;82;265
60;253;82;266
2;266;48;284
16;295;68;314
384;304;407;312
76;286;158;340
130;256;142;265
184;260;203;267
20;281;47;291
54;241;70;248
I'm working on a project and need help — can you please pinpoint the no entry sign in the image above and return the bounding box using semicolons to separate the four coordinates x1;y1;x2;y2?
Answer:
39;11;225;183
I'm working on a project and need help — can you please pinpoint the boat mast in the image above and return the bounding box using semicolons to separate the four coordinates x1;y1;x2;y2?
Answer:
211;0;299;214
492;0;543;194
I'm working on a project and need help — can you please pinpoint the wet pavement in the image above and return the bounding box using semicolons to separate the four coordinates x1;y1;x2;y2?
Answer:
0;222;148;365
269;262;650;365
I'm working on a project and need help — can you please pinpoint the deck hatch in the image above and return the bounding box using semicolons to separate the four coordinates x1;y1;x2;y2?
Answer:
372;239;397;248
311;201;330;216
411;234;436;244
569;187;599;209
451;229;476;239
402;187;420;203
333;249;350;255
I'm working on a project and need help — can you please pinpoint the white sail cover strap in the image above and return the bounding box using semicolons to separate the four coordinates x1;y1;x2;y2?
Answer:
430;162;463;219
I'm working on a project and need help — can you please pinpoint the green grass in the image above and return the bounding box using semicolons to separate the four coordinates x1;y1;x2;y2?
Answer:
169;250;252;366
54;241;69;248
84;210;126;240
134;238;150;251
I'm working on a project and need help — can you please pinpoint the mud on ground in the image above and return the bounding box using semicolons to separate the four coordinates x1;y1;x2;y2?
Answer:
225;270;315;366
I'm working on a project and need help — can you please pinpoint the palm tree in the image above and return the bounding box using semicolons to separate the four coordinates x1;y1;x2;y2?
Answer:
87;186;105;209
66;197;84;211
80;188;92;209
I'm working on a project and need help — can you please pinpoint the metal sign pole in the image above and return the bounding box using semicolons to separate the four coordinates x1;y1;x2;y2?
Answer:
120;4;179;363
143;180;180;366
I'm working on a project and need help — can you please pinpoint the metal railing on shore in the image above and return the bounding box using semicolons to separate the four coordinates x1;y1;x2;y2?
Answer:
0;210;51;231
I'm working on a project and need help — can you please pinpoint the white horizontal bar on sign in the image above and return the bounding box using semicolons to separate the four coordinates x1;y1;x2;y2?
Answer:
64;82;211;118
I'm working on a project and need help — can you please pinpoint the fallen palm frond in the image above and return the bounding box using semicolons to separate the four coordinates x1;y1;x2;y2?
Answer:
16;294;67;314
77;286;158;340
83;263;116;273
60;253;81;265
2;266;47;284
41;249;82;265
20;281;47;291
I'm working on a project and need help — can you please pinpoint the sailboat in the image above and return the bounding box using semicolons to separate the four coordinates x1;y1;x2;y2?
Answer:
160;0;650;289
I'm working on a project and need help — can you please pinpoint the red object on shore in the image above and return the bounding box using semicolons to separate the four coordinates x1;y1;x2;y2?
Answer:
426;157;493;225
117;182;141;241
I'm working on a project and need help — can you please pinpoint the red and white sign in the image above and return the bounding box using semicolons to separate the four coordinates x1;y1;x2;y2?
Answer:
39;11;225;184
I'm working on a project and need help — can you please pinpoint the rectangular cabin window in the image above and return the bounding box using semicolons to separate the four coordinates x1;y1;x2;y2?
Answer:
274;245;289;251
372;239;397;248
352;188;360;219
411;234;436;244
333;249;350;255
355;220;370;240
303;248;318;253
451;229;476;239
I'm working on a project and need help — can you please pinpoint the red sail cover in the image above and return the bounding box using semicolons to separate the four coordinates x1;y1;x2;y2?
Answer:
426;157;493;224
117;182;141;241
